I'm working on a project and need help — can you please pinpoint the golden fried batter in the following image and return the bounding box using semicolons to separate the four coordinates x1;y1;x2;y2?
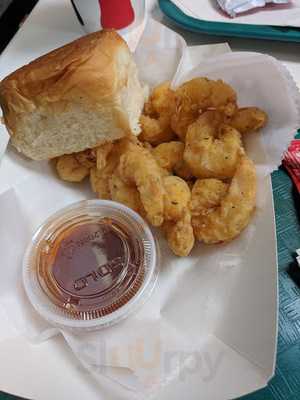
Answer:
90;167;110;199
190;179;229;217
118;143;165;227
174;160;194;180
90;149;120;199
75;148;96;168
149;81;175;115
192;156;257;244
164;176;191;221
139;115;175;145
171;78;237;140
96;142;114;170
152;141;184;172
56;154;89;183
109;173;145;215
139;82;176;145
152;141;194;179
163;210;195;257
184;111;244;179
230;107;268;134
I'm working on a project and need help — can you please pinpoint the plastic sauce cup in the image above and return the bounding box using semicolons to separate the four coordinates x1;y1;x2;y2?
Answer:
23;200;158;330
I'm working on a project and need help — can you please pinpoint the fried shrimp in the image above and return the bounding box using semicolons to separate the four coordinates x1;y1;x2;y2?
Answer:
190;179;229;217
91;138;151;201
53;75;265;257
139;115;175;145
96;142;114;170
163;210;195;257
139;82;176;145
230;107;268;134
184;111;244;179
149;81;175;115
90;150;120;199
164;176;191;221
152;141;194;179
118;143;165;226
56;154;90;182
90;167;110;199
171;78;237;140
152;141;184;172
109;173;145;215
191;156;257;244
174;160;194;180
163;176;194;256
75;148;96;168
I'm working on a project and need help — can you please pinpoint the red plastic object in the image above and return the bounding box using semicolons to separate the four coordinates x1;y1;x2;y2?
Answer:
282;140;300;193
99;0;135;30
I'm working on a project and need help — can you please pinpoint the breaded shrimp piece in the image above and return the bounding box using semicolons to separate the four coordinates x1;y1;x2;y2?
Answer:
164;176;191;221
184;111;244;179
163;210;195;257
90;167;111;199
192;156;257;244
152;141;194;179
190;179;229;217
109;173;145;216
75;148;96;169
152;141;184;172
118;144;165;227
174;160;194;180
171;78;237;140
149;81;176;115
56;154;89;183
230;107;268;134
139;82;176;145
90;150;120;199
96;142;114;170
139;115;175;145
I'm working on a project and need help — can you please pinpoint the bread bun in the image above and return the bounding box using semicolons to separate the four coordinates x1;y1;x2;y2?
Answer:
0;30;146;160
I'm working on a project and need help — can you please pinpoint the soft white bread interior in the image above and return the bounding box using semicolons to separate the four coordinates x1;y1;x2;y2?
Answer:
0;30;146;160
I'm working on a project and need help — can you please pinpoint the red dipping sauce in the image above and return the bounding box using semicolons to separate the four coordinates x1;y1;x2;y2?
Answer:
23;201;158;330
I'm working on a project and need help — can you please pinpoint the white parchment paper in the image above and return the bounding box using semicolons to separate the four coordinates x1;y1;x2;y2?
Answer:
170;0;300;27
217;0;290;18
217;0;290;17
0;19;299;399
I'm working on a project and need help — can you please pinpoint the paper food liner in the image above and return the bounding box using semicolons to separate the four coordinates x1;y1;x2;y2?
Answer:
217;0;290;18
170;0;300;27
0;19;299;399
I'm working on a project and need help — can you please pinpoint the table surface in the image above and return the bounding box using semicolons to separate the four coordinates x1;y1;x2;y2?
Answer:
0;0;300;399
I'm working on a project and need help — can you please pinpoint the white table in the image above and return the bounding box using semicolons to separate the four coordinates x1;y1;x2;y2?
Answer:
0;1;298;399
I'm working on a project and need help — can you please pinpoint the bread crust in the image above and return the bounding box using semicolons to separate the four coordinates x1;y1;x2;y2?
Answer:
0;30;143;160
0;31;128;132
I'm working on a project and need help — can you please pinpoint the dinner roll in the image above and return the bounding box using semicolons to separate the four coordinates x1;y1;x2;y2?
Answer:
0;30;146;160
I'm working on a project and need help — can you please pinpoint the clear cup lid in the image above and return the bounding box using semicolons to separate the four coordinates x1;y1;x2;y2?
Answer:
23;200;158;330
